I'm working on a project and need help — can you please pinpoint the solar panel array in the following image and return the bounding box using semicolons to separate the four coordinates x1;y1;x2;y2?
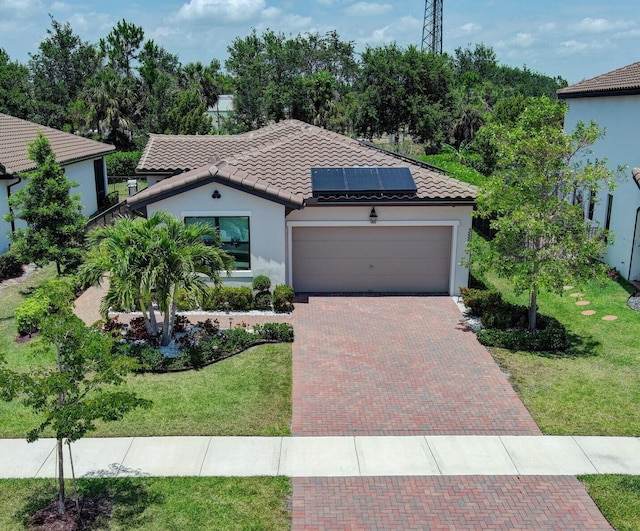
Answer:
311;167;417;197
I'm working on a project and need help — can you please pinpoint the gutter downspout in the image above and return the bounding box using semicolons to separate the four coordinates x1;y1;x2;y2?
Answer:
7;177;22;236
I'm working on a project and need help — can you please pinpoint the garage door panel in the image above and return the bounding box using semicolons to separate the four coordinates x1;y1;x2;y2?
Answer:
292;226;452;293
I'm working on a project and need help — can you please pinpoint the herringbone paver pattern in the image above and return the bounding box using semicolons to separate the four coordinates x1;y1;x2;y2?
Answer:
292;296;540;436
292;476;612;530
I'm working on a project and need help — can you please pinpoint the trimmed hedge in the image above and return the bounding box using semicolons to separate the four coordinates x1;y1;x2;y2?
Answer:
203;286;253;311
273;284;295;313
460;287;570;352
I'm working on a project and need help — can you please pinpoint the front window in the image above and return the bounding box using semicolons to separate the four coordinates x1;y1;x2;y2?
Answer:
184;216;250;270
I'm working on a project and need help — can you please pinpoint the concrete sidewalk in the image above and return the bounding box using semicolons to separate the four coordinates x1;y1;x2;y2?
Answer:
3;435;640;479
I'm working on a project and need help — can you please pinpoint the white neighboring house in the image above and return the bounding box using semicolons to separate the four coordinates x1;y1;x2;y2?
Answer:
0;113;116;253
558;62;640;283
132;120;477;295
206;95;234;131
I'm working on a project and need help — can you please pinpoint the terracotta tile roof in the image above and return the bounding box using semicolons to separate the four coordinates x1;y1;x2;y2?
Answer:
132;120;477;207
558;62;640;97
0;113;115;176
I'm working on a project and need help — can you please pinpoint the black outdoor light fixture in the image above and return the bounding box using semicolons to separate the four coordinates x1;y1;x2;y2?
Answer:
369;206;378;224
212;189;222;199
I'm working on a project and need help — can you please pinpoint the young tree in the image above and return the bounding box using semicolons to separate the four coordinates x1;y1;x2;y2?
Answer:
79;211;234;346
0;282;150;515
6;133;87;274
473;97;618;331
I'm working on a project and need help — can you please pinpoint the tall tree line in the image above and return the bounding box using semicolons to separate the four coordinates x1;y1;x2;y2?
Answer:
0;18;566;153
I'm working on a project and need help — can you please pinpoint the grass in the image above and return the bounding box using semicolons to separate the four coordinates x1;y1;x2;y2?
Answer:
472;250;640;435
0;477;291;530
580;476;640;531
0;264;292;438
419;153;486;186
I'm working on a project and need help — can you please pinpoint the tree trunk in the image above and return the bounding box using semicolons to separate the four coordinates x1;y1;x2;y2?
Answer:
161;285;176;347
57;438;65;514
529;288;538;332
143;300;158;336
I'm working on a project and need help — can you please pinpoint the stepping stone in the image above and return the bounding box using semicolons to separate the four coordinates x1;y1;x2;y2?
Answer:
581;310;596;316
563;285;574;291
570;292;583;298
602;315;618;321
576;300;590;306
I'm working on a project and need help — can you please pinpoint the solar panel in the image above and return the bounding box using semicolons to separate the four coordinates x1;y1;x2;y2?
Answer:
311;167;417;196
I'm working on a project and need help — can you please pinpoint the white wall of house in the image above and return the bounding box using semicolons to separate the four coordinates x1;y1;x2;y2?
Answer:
0;157;109;255
0;182;11;253
145;182;288;287
564;95;640;280
64;159;101;216
285;204;473;295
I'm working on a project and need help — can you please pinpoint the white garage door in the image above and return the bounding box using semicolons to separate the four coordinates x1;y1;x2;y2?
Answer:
292;225;451;293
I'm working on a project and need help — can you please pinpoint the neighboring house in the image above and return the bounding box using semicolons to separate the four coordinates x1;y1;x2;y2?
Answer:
206;95;234;131
558;62;640;283
132;120;477;294
0;113;116;253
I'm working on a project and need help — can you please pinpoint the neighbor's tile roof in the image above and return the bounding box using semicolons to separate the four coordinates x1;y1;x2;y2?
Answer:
558;62;640;97
0;113;115;175
132;120;477;207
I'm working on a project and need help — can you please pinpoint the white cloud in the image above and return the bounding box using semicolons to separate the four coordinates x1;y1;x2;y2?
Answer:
458;22;481;35
344;2;392;17
50;1;70;10
0;0;43;17
557;38;615;56
569;17;635;34
513;32;534;47
538;22;556;33
176;0;267;24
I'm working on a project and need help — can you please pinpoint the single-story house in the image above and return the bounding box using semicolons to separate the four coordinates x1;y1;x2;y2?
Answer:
132;120;477;295
0;112;116;253
558;62;640;282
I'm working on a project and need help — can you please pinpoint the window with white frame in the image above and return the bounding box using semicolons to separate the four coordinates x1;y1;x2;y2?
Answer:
184;216;250;270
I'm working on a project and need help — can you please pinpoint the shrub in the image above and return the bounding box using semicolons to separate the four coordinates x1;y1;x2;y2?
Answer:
105;151;141;176
254;291;273;311
254;322;294;342
14;296;49;336
252;275;271;292
0;253;23;282
14;277;77;335
460;287;528;330
203;286;253;311
477;316;570;352
273;284;295;313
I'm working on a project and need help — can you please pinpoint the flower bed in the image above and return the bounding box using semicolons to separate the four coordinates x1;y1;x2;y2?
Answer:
104;317;294;372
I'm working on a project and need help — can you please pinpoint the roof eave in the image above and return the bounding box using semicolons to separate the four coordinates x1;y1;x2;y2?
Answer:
558;87;640;99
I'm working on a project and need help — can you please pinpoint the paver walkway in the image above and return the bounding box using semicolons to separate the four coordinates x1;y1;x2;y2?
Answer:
291;295;612;530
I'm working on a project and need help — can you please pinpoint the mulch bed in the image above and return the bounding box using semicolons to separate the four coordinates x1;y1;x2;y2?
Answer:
27;497;113;530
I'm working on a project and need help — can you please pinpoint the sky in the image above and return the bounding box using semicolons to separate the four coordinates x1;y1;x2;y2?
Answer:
1;0;639;84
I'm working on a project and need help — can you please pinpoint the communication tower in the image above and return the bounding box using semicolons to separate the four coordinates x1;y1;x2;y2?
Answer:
421;0;443;54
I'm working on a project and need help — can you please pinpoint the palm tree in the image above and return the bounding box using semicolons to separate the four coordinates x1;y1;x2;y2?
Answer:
79;212;233;346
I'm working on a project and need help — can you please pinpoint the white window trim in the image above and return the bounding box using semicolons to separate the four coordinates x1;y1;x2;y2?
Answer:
286;219;460;295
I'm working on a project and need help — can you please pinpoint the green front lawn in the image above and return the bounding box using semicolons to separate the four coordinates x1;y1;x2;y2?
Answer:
0;477;291;530
475;267;640;436
581;475;640;531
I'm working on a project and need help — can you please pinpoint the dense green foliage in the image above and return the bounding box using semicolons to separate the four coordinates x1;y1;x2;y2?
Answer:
0;253;23;282
0;18;565;153
472;97;617;330
6;134;87;274
106;150;141;176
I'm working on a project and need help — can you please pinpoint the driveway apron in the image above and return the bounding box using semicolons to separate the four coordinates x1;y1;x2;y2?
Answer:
291;296;612;530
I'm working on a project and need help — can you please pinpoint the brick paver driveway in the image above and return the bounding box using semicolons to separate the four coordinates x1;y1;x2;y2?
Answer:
291;296;612;530
292;295;540;436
